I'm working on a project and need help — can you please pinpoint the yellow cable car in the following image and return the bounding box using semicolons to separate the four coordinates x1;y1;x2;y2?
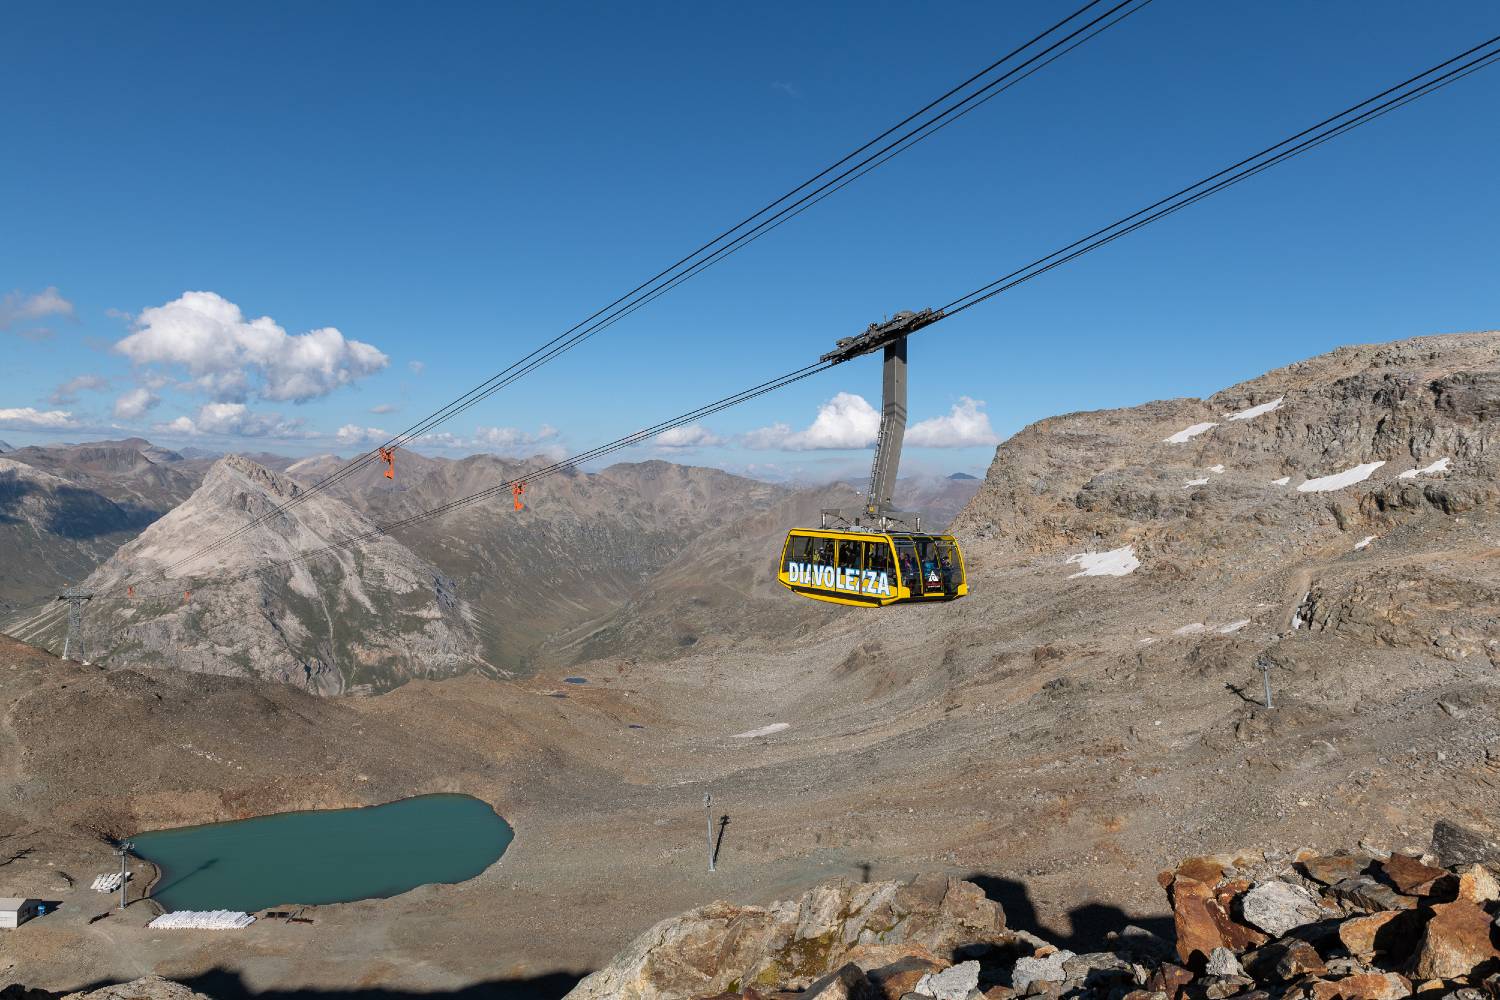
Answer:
777;527;967;607
777;308;970;608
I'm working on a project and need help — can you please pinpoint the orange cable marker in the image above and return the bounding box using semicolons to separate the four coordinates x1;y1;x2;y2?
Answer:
512;482;526;511
378;446;395;480
127;585;135;598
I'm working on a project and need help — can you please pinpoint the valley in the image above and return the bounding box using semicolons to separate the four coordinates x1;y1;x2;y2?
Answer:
2;333;1497;998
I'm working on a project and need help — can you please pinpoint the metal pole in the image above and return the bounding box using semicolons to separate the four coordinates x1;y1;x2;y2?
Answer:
1259;659;1274;710
704;793;715;872
118;841;132;910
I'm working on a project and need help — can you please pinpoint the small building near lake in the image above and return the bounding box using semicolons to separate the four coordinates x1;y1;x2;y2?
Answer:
0;897;44;928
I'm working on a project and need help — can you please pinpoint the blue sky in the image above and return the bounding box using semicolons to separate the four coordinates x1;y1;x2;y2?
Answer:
2;1;1497;481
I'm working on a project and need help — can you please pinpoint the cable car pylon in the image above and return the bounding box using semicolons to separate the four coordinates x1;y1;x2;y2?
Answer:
778;308;967;608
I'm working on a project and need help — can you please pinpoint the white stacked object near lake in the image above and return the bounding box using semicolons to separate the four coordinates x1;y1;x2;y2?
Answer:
147;910;256;930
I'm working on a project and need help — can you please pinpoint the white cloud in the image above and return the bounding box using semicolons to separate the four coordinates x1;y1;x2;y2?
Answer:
410;424;562;457
656;424;724;449
50;374;109;404
114;291;388;403
1;286;75;332
743;392;879;451
472;424;559;449
0;407;79;430
408;360;425;375
113;387;161;420
335;424;390;446
906;397;1000;448
154;402;311;439
369;403;397;414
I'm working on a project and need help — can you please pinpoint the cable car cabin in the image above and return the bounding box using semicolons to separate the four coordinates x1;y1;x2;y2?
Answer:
777;528;967;607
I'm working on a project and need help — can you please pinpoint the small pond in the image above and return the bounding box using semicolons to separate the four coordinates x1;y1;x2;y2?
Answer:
131;793;513;912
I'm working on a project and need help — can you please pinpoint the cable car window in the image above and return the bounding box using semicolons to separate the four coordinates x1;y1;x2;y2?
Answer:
917;539;944;591
937;540;960;578
935;539;959;595
865;539;894;578
812;537;835;565
836;539;863;574
894;539;919;590
782;534;816;573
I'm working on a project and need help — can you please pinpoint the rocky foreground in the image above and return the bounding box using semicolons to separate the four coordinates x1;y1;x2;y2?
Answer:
567;820;1500;1000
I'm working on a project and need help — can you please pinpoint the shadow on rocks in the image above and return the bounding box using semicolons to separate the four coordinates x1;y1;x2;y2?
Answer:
964;873;1174;954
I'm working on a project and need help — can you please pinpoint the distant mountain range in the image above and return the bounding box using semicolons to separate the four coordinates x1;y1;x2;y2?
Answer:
0;437;980;688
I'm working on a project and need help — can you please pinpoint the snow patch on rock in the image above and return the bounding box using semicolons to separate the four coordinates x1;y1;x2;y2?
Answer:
1354;535;1376;551
1398;456;1451;479
1296;461;1385;493
1165;422;1217;444
1065;545;1140;578
1226;397;1284;421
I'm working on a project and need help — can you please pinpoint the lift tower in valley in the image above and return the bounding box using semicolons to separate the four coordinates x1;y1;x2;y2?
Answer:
58;587;93;662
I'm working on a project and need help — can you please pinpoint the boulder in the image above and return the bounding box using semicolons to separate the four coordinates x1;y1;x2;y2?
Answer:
1275;940;1328;980
61;979;211;1000
1205;947;1245;978
1301;855;1373;887
1011;950;1074;993
1170;876;1266;966
860;952;947;1000
1432;820;1500;872
1308;973;1412;1000
802;965;874;1000
912;960;979;1000
1337;911;1418;961
1143;964;1193;1000
1380;854;1446;895
564;876;1007;1000
1241;881;1325;936
1328;877;1417;913
1411;900;1500;980
1059;952;1135;993
1459;865;1500;904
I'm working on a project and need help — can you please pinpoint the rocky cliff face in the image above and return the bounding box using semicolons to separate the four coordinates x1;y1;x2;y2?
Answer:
952;331;1500;662
6;455;485;694
0;458;146;613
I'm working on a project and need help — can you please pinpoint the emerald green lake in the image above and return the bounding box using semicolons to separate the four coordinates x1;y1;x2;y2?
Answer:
131;794;513;913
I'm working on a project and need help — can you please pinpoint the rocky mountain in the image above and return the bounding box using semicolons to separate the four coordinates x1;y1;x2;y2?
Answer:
0;457;149;613
290;454;845;671
4;455;485;694
2;438;212;518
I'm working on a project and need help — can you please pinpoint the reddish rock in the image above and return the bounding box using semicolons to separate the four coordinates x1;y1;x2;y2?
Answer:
1276;940;1329;979
1179;857;1229;885
1309;973;1413;1000
1172;877;1229;965
863;953;945;1000
1382;855;1448;896
981;988;1016;1000
1302;854;1373;886
1146;963;1194;1000
1458;865;1500;904
1338;911;1418;961
1411;900;1500;980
